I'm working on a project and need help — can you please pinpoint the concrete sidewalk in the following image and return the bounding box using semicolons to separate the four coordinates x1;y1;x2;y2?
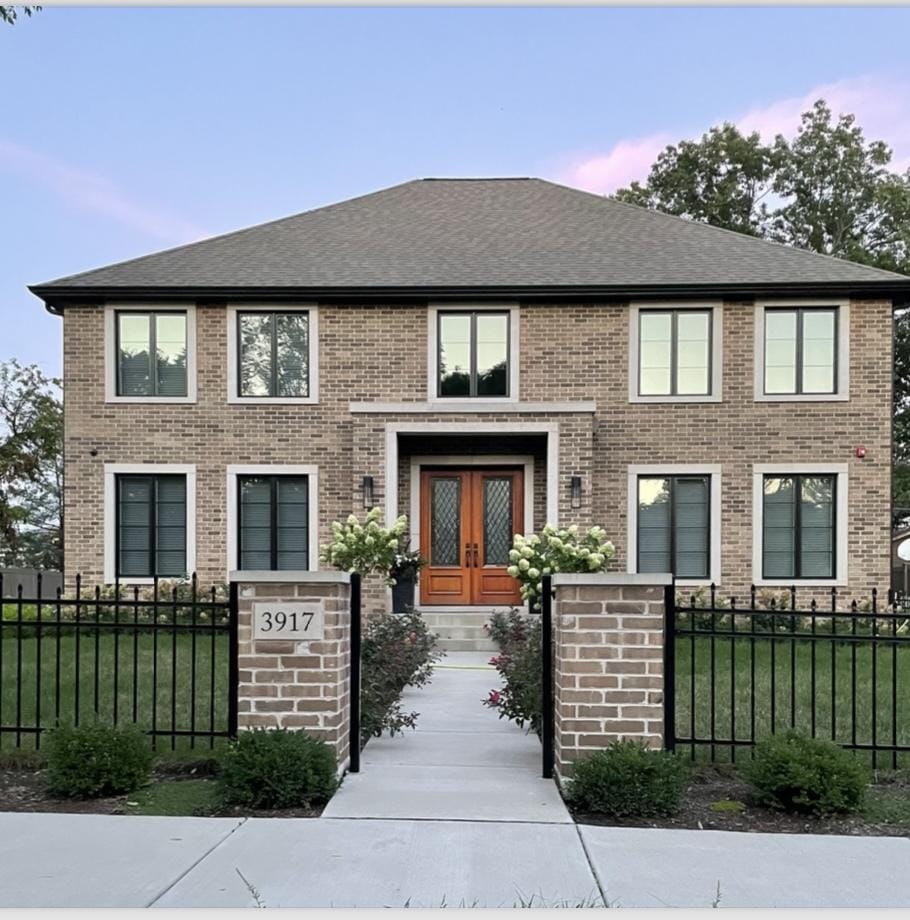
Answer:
322;651;570;823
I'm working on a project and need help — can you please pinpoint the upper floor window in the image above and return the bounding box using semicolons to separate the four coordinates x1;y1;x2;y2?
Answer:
238;310;310;398
116;311;187;398
637;474;711;579
116;473;187;578
762;473;836;579
238;474;310;570
438;310;510;398
764;307;837;395
637;308;713;397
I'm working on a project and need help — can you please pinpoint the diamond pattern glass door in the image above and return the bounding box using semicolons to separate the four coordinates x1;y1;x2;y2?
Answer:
483;477;513;566
430;478;461;567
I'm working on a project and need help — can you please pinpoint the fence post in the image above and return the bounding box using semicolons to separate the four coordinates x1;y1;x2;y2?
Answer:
541;573;554;779
227;580;239;738
663;581;676;753
349;572;362;774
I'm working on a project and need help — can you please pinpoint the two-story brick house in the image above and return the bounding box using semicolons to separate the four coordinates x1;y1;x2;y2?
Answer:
30;178;910;641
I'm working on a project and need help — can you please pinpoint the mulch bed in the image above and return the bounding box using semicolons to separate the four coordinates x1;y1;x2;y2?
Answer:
0;762;323;818
573;765;910;838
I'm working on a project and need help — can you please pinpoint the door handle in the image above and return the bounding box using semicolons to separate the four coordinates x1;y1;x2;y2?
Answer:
465;543;472;568
473;543;480;568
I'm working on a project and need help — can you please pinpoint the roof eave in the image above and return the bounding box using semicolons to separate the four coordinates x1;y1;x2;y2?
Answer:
30;279;910;314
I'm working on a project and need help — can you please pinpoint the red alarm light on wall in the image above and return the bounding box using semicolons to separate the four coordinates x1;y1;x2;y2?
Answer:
855;446;867;459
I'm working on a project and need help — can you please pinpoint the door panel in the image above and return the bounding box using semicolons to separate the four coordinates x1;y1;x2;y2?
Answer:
419;467;523;606
471;470;524;606
420;471;472;605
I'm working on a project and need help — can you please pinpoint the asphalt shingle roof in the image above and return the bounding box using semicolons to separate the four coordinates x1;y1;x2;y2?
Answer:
31;178;910;298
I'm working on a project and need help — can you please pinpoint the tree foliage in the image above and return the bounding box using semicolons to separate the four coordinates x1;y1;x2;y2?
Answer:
616;99;910;524
0;6;40;25
0;360;63;568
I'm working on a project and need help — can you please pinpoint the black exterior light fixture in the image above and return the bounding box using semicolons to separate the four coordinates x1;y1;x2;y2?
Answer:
362;475;375;510
570;475;582;510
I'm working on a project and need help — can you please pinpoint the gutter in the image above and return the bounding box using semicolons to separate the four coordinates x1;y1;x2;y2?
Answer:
29;279;910;314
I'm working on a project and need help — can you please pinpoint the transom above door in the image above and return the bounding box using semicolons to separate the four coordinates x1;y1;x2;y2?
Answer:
419;468;524;606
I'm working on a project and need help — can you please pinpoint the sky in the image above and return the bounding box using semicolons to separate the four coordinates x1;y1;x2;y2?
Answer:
4;5;910;377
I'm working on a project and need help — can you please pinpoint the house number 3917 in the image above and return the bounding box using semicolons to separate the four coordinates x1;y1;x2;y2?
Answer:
252;601;324;641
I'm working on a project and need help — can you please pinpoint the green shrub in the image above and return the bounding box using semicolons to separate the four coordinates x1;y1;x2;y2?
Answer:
360;608;442;740
484;617;542;732
45;723;153;798
217;729;337;809
741;731;868;816
568;741;688;817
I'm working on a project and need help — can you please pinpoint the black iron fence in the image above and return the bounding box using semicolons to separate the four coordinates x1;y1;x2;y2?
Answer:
0;572;238;751
667;584;910;769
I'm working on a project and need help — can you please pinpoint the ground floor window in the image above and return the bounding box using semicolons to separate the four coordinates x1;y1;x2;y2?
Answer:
637;474;711;579
238;475;309;571
116;473;187;578
762;473;836;579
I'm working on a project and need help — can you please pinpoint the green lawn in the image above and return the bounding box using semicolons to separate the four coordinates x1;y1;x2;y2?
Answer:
675;631;910;768
0;626;230;752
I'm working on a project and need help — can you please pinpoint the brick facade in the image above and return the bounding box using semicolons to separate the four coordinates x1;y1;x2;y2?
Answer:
235;575;351;768
552;574;669;782
62;299;892;603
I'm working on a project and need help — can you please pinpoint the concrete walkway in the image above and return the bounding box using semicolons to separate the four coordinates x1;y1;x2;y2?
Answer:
323;651;570;823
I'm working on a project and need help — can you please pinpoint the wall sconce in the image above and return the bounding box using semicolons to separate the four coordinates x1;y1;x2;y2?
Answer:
362;475;375;510
570;475;582;510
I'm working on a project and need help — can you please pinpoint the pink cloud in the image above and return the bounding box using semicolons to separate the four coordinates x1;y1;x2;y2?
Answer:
0;139;209;243
554;73;910;195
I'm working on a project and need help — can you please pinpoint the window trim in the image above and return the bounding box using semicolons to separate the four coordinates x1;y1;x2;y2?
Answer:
103;463;197;584
226;464;319;578
427;303;520;403
105;304;197;404
226;305;319;405
629;302;723;403
626;464;722;585
754;300;849;402
752;463;849;587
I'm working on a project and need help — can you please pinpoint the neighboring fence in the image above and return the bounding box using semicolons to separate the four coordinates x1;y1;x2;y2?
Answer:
0;572;238;751
0;569;62;599
667;584;910;769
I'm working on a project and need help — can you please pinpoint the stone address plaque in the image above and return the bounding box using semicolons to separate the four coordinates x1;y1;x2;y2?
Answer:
252;601;325;642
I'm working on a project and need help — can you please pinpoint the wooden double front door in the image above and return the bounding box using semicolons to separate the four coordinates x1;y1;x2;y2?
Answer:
419;467;524;606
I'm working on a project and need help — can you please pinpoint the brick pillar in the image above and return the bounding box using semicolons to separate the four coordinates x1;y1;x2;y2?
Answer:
233;572;352;772
551;573;671;783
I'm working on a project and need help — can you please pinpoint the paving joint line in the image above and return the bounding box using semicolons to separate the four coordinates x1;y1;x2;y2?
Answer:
145;817;249;907
318;815;574;826
573;823;609;907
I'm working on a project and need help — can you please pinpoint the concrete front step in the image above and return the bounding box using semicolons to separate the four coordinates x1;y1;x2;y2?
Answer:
417;608;502;652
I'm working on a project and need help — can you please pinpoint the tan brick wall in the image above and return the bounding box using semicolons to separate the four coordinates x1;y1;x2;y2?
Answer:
553;575;668;782
62;299;892;603
236;578;351;769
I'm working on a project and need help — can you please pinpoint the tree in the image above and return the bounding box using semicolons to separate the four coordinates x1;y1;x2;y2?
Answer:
615;123;778;236
0;360;62;569
0;6;40;25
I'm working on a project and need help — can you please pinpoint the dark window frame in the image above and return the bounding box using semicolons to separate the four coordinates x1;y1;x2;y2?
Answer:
115;310;188;398
236;310;311;399
115;473;187;578
237;474;310;571
437;310;511;399
637;308;713;397
763;306;839;396
762;473;837;580
636;473;711;579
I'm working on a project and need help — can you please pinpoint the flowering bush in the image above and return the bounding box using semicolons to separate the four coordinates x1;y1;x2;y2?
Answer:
507;524;615;607
361;609;443;740
320;508;409;585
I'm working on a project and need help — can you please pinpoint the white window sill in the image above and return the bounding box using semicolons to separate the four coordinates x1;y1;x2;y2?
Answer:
754;393;849;403
631;394;721;404
228;397;318;405
106;396;196;405
754;578;845;588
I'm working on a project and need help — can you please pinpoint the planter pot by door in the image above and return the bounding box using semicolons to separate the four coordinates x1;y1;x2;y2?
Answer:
391;579;416;613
